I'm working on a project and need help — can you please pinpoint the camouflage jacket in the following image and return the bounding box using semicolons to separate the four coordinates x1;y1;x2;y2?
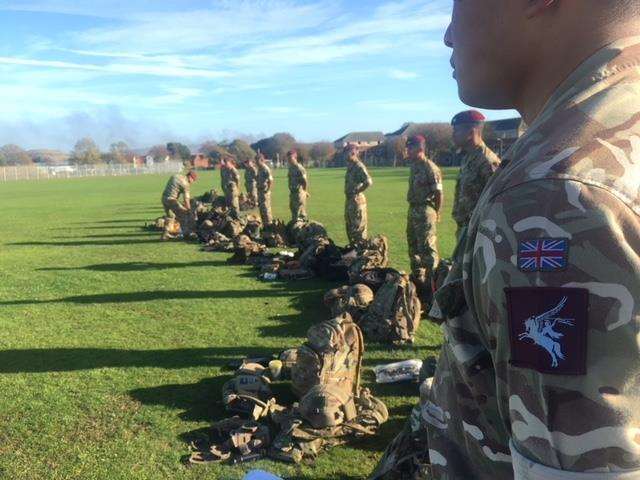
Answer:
288;162;308;193
224;164;240;191
162;174;190;202
406;157;442;208
245;163;258;189
452;143;500;225
257;163;273;193
345;159;372;197
429;37;640;477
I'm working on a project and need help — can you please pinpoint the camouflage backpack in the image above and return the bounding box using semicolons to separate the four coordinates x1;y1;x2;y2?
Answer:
346;235;390;280
323;284;375;323
291;313;364;399
359;270;422;345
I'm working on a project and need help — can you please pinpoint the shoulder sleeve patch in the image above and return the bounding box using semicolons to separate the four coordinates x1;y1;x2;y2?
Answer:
506;287;589;375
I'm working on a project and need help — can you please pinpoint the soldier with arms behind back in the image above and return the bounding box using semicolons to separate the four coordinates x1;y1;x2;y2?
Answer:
244;156;259;207
222;156;241;219
421;1;640;479
451;110;501;238
406;134;443;306
344;144;373;246
287;149;309;222
256;153;274;227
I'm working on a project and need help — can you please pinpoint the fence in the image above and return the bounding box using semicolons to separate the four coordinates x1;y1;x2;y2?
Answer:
0;161;185;182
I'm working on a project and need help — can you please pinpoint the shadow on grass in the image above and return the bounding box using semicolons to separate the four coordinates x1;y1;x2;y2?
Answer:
0;346;278;374
38;260;229;272
7;238;161;247
0;286;324;306
52;232;157;239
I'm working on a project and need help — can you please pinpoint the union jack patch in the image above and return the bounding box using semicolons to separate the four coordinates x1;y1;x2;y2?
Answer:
518;238;569;272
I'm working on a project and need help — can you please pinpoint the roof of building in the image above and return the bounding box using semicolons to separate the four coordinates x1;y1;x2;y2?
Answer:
385;122;431;138
334;131;385;144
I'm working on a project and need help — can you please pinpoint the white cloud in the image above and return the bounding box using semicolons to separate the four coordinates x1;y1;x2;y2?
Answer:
389;69;419;80
0;56;231;78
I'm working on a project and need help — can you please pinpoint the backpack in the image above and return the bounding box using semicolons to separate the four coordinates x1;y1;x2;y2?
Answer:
291;313;364;399
359;270;422;345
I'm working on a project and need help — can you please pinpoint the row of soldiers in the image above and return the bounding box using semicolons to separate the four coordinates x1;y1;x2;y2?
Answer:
161;109;501;305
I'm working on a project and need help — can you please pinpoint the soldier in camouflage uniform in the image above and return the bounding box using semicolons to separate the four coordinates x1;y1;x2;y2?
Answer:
344;144;372;246
287;149;309;222
222;157;241;219
256;154;274;227
161;170;197;240
421;3;640;479
451;110;501;238
406;135;442;298
244;157;259;206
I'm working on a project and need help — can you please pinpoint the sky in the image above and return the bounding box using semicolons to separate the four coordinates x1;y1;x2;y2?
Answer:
0;0;516;151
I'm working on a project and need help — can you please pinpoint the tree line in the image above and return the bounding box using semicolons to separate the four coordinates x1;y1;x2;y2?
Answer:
1;122;494;168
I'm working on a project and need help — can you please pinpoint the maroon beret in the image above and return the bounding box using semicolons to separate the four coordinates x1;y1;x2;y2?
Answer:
406;135;426;147
451;110;486;126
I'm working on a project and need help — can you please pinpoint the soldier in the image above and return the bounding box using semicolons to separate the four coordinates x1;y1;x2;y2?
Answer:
421;2;640;479
450;110;501;238
160;170;197;240
344;144;372;246
222;156;241;219
287;149;309;222
405;135;442;301
244;156;259;207
256;153;274;227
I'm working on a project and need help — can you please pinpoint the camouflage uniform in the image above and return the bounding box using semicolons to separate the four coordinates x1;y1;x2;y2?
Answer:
161;173;194;235
452;143;501;236
407;157;442;281
345;159;372;245
245;162;258;205
224;163;241;218
288;161;309;222
426;37;640;479
257;162;274;226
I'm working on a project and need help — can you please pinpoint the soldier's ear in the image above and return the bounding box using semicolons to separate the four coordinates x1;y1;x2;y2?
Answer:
525;0;557;19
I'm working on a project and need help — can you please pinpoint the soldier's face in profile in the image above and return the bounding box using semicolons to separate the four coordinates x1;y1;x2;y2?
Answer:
445;0;524;109
452;125;472;147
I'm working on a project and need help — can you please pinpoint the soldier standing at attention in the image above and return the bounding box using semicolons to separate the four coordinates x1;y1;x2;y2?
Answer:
406;135;442;301
244;156;259;207
256;153;274;227
423;1;640;479
161;170;197;240
223;156;241;219
451;110;501;238
344;144;372;246
287;149;309;222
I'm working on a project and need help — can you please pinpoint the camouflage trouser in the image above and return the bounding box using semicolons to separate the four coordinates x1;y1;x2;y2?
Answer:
226;186;240;219
345;193;368;245
247;184;258;206
425;308;513;479
407;204;439;280
289;189;308;222
258;190;273;226
162;198;195;236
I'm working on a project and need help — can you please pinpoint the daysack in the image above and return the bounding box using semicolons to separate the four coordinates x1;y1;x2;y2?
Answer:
291;313;364;399
359;270;422;345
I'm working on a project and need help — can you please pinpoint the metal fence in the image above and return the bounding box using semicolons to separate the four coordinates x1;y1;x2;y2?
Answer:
0;161;185;182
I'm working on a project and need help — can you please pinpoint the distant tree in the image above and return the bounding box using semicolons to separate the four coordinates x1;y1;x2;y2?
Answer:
227;139;256;165
295;143;311;166
251;133;296;162
147;144;170;160
206;144;230;166
309;142;336;167
0;150;6;166
386;136;407;167
0;144;32;166
109;141;132;164
166;142;191;161
198;141;219;154
70;137;101;165
415;123;453;159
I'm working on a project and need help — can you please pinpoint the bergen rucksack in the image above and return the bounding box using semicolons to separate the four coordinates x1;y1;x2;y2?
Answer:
359;270;422;345
291;313;364;399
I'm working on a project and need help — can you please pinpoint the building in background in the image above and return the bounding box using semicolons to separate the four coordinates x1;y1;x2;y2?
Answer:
333;131;385;150
485;117;527;156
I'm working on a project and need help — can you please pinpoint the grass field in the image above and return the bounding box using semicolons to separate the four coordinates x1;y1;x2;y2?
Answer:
0;167;459;480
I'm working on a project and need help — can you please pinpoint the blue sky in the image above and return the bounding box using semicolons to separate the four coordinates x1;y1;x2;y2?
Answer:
0;0;515;150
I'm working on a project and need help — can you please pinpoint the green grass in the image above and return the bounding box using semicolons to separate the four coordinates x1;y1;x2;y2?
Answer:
0;167;458;480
